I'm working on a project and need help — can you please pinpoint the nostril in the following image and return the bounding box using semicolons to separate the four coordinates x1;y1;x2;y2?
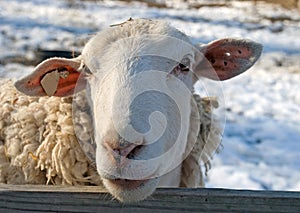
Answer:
102;135;144;160
111;143;142;159
127;145;143;159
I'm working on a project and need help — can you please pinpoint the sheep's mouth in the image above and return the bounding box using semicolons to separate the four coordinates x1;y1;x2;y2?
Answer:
106;178;149;190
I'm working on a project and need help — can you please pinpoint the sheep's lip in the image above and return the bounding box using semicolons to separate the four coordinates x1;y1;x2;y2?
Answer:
106;178;148;190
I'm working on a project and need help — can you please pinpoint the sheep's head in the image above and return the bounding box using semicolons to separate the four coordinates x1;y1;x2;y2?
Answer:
15;19;262;203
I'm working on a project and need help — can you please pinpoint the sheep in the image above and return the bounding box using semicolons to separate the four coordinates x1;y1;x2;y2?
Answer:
0;79;218;193
1;19;262;202
0;79;217;187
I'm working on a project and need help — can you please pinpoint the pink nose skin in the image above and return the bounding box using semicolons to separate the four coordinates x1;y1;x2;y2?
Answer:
103;137;142;166
112;143;139;158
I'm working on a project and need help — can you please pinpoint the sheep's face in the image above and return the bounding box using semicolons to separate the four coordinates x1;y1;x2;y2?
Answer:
14;19;262;203
81;26;197;202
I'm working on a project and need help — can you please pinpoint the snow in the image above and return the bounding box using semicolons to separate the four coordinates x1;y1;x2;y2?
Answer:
208;61;300;191
0;0;299;191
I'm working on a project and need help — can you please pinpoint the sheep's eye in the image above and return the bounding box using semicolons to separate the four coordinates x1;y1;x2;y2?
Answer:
179;63;189;72
179;57;190;72
170;57;191;77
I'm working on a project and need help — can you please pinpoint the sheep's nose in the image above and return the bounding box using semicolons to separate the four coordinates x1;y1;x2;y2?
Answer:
111;143;139;158
103;134;143;161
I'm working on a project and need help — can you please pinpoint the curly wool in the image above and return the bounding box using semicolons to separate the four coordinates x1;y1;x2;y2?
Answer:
180;94;221;187
0;79;221;187
0;79;101;185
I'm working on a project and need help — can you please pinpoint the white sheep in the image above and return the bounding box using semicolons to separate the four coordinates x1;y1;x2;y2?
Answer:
1;19;262;202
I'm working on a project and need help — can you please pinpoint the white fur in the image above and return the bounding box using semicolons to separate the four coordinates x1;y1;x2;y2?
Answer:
81;20;199;202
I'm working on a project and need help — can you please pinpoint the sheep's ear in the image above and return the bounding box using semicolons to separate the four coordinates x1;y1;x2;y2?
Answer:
194;38;263;81
15;57;86;97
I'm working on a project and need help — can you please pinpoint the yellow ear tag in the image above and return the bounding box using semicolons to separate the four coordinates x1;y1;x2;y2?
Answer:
40;70;60;96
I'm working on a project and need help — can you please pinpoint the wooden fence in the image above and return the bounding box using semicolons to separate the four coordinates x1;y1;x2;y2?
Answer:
0;185;299;212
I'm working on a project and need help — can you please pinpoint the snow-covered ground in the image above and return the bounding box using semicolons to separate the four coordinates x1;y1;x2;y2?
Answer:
0;0;299;191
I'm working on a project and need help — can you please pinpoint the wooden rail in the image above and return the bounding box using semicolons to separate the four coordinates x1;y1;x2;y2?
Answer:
0;185;299;212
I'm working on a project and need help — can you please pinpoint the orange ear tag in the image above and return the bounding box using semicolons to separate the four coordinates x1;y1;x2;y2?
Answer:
40;70;60;96
40;70;71;96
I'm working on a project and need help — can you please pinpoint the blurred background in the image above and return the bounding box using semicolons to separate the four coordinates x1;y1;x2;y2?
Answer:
0;0;299;191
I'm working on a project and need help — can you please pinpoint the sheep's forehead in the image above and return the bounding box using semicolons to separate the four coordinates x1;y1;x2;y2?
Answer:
82;20;194;73
92;19;191;46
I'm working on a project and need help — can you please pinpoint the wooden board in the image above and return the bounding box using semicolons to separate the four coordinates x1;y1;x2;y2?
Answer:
0;185;299;212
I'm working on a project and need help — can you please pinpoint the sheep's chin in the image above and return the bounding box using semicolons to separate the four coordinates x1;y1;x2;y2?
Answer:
102;178;159;203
